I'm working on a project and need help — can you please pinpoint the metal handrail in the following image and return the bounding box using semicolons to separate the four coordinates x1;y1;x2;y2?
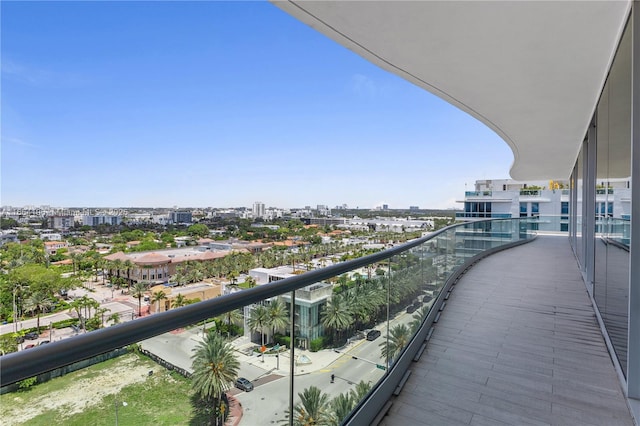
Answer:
2;220;474;386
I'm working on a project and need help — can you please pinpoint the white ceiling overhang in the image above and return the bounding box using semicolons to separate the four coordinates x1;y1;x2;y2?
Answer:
273;1;631;180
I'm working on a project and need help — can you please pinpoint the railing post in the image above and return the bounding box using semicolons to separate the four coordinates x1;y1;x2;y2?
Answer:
288;289;295;426
385;260;391;369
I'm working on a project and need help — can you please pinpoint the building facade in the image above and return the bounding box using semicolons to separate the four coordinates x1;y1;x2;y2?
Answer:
252;201;265;219
49;215;74;231
82;215;122;227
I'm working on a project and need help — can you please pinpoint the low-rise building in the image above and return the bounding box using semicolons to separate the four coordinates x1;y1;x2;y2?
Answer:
0;231;19;246
247;265;332;346
104;247;230;286
44;241;68;255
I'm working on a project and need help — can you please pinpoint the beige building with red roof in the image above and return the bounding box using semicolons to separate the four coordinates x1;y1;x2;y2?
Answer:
104;247;232;286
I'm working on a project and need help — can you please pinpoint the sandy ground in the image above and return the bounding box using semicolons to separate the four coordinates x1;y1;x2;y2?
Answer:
3;355;153;425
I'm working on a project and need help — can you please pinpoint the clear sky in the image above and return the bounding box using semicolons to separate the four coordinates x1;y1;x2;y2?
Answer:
1;1;513;210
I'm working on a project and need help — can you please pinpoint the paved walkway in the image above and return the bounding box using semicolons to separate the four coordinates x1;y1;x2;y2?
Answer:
381;235;635;426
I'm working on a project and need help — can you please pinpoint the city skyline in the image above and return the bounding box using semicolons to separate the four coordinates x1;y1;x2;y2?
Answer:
1;1;513;209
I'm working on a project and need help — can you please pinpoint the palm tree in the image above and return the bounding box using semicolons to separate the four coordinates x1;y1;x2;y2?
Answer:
69;251;83;275
191;333;239;426
336;274;349;293
132;282;147;317
25;291;53;333
107;312;121;326
151;290;167;314
330;393;353;424
218;308;243;330
173;293;187;309
78;295;99;324
68;298;84;329
227;270;239;286
95;307;111;328
268;298;289;342
410;306;429;332
379;323;411;364
349;380;372;403
283;386;335;426
244;275;257;288
247;304;270;346
122;259;135;289
321;295;353;345
111;258;124;282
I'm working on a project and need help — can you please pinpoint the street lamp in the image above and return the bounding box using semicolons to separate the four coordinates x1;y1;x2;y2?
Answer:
115;399;128;425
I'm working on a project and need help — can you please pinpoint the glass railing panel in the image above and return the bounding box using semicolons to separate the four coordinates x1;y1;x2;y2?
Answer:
464;191;492;197
384;250;424;368
514;215;570;234
1;218;539;426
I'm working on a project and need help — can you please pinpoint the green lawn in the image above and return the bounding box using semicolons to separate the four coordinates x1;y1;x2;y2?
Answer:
1;353;195;425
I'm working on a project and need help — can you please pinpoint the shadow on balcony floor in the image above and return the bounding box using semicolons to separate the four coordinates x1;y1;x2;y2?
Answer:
381;235;635;426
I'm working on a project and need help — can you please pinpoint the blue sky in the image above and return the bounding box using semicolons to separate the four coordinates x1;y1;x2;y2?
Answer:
1;1;512;210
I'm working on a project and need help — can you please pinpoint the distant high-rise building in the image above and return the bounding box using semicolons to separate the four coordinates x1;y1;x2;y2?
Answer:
409;206;420;211
49;215;74;231
382;204;389;210
170;211;192;224
253;201;266;218
83;215;122;227
316;204;331;216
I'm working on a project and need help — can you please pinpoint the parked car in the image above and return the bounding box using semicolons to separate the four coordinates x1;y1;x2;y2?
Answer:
366;329;381;341
235;377;254;392
24;332;39;340
24;344;36;349
39;340;50;345
15;336;25;344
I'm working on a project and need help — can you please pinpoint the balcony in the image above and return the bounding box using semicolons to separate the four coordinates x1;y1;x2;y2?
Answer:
456;213;512;219
0;219;635;425
379;235;634;426
465;191;493;197
597;188;615;195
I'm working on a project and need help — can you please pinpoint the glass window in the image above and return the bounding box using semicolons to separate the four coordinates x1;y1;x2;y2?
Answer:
531;202;539;216
593;18;631;377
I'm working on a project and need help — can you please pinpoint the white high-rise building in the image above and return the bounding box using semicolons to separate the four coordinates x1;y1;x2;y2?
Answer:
253;201;265;219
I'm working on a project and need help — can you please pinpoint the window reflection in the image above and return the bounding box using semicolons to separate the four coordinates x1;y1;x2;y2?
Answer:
593;19;631;377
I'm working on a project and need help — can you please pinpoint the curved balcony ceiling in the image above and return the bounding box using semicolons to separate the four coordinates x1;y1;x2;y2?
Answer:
274;1;631;180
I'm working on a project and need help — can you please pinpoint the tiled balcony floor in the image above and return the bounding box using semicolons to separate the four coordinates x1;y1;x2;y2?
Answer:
381;235;635;426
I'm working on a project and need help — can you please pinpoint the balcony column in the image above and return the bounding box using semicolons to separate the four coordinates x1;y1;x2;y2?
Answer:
628;0;640;400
